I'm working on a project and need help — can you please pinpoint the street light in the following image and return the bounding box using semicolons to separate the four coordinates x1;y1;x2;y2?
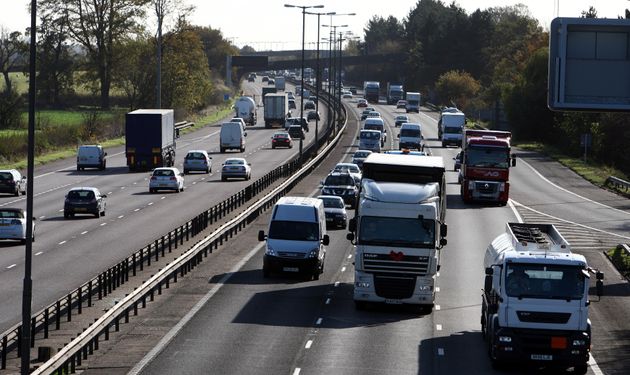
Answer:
337;32;360;129
322;24;348;131
285;3;324;162
304;10;335;151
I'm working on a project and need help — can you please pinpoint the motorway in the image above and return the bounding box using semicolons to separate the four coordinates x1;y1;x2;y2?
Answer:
66;95;629;375
0;78;326;333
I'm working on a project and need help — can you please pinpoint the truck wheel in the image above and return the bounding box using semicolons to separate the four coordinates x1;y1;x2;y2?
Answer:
354;301;368;310
262;268;270;278
220;147;225;153
14;187;20;197
442;142;447;148
574;364;588;375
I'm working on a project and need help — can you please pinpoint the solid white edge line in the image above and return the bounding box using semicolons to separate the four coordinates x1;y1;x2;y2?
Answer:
58;241;66;245
519;158;630;217
507;199;524;224
292;368;301;375
7;264;16;269
315;318;322;325
35;252;43;256
588;354;604;375
127;242;265;375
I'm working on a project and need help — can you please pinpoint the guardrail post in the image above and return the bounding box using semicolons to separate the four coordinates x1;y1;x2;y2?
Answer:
166;274;170;288
147;245;152;267
158;282;162;295
125;259;129;283
125;307;129;323
115;316;120;332
31;317;35;347
139;248;144;271
67;294;72;322
186;223;190;241
169;232;173;252
44;308;49;338
174;228;179;249
16;326;21;358
134;301;138;316
173;269;178;283
88;281;93;307
105;325;109;341
94;334;99;350
180;226;184;245
154;240;159;261
107;269;112;295
78;286;82;314
76;350;82;367
83;344;88;359
71;355;76;373
161;236;165;257
2;335;7;369
56;300;61;329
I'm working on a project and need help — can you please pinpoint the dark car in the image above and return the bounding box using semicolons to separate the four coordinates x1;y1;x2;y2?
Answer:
271;132;293;149
247;75;255;82
320;172;358;208
307;110;320;121
64;187;106;218
288;125;305;140
308;95;318;104
0;170;26;196
394;115;410;127
267;79;275;85
304;100;316;110
288;99;296;109
262;76;269;82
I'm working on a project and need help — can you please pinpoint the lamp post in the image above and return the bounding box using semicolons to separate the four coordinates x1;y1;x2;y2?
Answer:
323;24;349;132
285;3;324;163
304;10;335;151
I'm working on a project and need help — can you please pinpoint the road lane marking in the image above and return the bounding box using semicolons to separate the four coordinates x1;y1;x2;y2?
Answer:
161;196;166;200
100;222;107;226
39;216;45;219
35;252;43;256
118;215;124;219
148;202;154;206
120;186;125;189
108;192;113;195
438;348;445;356
435;287;440;292
128;242;265;375
316;318;322;325
347;254;352;259
435;305;441;310
7;264;16;269
81;231;88;235
305;340;313;349
325;298;331;305
341;266;346;272
334;281;340;287
58;241;66;245
292;369;301;375
436;324;442;331
134;208;140;212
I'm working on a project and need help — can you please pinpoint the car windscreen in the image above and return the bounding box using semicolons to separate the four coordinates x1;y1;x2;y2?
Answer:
400;128;421;137
68;190;95;200
185;152;205;160
324;175;354;186
359;216;435;248
153;169;175;176
224;159;244;165
268;220;319;241
334;165;360;173
321;198;344;208
360;132;380;140
444;126;462;134
354;152;370;158
505;264;585;300
0;172;13;181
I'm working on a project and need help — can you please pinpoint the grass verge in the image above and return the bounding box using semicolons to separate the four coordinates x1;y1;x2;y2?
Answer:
605;246;630;279
0;104;234;171
515;142;630;198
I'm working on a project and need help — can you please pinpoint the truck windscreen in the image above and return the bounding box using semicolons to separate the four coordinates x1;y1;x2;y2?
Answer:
467;146;509;168
359;216;435;248
505;264;585;300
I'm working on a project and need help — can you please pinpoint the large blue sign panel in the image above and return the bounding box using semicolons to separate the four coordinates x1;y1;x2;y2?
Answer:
549;17;630;111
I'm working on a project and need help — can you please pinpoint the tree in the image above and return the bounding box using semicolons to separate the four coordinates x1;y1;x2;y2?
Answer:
39;0;150;109
191;26;239;83
113;37;154;109
434;70;480;110
0;28;27;96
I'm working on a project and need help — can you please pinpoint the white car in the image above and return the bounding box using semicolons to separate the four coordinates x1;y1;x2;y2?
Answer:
0;208;35;244
221;158;251;181
351;150;372;169
332;163;362;186
183;150;212;174
342;91;353;99
149;167;184;193
318;195;348;229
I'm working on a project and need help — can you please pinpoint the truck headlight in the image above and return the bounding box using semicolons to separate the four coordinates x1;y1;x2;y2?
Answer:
265;246;276;256
572;339;586;346
355;281;370;288
498;182;505;192
417;285;433;291
307;248;319;258
498;336;512;343
468;181;475;190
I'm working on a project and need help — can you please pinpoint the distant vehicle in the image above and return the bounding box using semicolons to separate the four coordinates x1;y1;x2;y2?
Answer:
342;91;353;99
287;92;295;100
398;122;424;151
332;163;362;186
220;121;247;153
221;158;251;181
234;96;257;126
304;100;316;110
229;117;247;131
274;76;286;91
183;150;212;174
405;92;421;113
439;112;466;147
348;87;358;95
363;81;380;103
262;76;269;82
351;150;372;168
64;187;107;218
394;115;409;127
357;99;368;107
263;93;290;129
318;195;348;229
258;196;329;279
125;109;176;171
0;208;35;244
271;131;293;149
267;79;275;85
285;117;309;132
363;117;387;146
288;125;305;140
320;172;358;208
386;82;404;104
396;100;407;109
307;110;320;121
0;169;26;196
247;74;255;82
77;145;107;171
149;167;184;193
360;108;376;121
288;99;296;109
308;95;318;103
365;111;381;120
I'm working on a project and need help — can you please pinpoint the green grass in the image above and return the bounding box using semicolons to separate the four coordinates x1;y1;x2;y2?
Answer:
514;142;629;197
0;72;29;93
606;246;630;278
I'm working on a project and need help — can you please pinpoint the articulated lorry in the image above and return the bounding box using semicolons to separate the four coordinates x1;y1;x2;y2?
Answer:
125;109;176;171
386;82;404;104
274;76;286;91
263;93;290;129
460;129;516;205
347;153;447;311
363;81;380;103
234;96;257;126
482;222;603;374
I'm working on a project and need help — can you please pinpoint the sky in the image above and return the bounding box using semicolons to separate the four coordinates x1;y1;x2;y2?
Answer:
1;1;629;50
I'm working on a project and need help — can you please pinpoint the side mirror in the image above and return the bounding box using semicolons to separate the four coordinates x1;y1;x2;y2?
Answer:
180;173;185;177
258;230;266;241
101;194;107;198
440;223;448;237
346;232;355;242
397;134;400;138
485;267;494;276
244;132;248;137
484;274;493;292
511;154;516;167
348;218;356;232
32;217;37;221
322;234;330;246
104;152;108;156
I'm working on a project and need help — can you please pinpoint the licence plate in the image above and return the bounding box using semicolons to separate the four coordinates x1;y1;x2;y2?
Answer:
326;218;333;222
283;267;299;273
159;184;167;187
75;208;87;212
385;299;403;305
531;354;553;361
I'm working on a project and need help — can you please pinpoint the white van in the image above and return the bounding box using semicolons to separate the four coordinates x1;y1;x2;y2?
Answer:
77;145;107;171
359;129;382;153
220;122;247;153
439;112;465;147
363;117;386;146
258;196;330;280
398;122;424;150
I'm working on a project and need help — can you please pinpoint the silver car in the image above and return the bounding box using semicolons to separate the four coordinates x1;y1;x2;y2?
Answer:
0;208;35;244
183;150;212;174
318;195;348;229
149;167;185;193
221;158;251;181
352;150;372;169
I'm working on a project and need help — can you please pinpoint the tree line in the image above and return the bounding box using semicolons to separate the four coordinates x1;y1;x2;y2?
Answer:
0;0;239;128
345;0;630;176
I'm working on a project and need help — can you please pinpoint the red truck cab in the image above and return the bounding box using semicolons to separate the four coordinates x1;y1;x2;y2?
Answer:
460;130;516;205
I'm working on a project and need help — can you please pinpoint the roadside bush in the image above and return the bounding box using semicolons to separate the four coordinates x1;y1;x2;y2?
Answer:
0;91;25;129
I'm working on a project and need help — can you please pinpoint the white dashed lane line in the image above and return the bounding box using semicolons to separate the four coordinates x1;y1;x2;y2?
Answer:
435;305;441;311
134;208;140;212
148;202;154;206
341;266;346;272
58;241;66;245
118;215;124;219
436;324;442;331
35;252;43;256
315;318;322;325
435;287;440;292
7;264;16;269
292;369;301;375
305;340;313;349
100;223;107;226
81;231;88;235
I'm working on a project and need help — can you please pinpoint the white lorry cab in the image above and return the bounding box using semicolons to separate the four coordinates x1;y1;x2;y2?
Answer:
258;197;330;280
219;122;247;153
482;223;604;373
439;112;465;147
359;129;382;153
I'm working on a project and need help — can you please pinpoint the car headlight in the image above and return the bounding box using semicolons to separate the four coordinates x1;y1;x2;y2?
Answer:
307;248;319;258
265;245;276;256
322;188;331;194
417;285;433;291
355;281;370;288
498;336;512;343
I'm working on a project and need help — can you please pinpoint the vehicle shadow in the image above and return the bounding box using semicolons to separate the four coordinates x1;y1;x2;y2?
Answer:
0;241;24;247
66;166;130;176
42;215;99;221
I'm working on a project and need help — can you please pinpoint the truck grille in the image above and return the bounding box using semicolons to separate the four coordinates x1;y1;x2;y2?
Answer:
363;253;429;276
277;251;307;259
517;311;571;324
474;181;498;194
374;274;416;299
